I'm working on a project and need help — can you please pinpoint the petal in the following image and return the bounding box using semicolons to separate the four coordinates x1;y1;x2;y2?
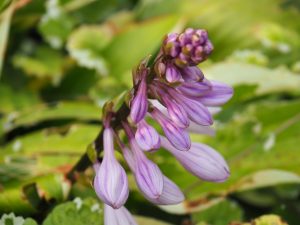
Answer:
147;176;185;205
130;139;164;199
104;204;137;225
151;108;191;151
130;78;148;123
197;80;233;106
161;136;230;182
177;81;211;97
135;120;160;151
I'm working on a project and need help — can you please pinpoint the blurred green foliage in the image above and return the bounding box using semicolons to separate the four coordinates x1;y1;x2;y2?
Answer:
0;0;300;224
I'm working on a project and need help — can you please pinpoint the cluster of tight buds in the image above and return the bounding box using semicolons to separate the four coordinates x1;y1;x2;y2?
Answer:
92;28;233;225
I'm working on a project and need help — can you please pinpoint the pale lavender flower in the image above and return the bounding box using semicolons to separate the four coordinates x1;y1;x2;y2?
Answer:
117;138;184;205
151;107;191;151
196;80;234;106
93;28;233;225
176;80;211;97
94;128;129;209
165;63;182;83
135;119;160;151
130;76;148;123
123;122;164;199
180;66;204;82
161;136;230;182
160;91;189;128
104;204;137;225
167;88;213;126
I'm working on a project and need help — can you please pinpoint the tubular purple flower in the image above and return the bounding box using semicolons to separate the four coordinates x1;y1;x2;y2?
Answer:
123;122;164;199
196;80;233;106
130;76;148;123
176;81;211;97
151;107;191;151
94;128;129;209
165;63;182;83
135;120;160;151
131;139;164;199
148;176;185;205
104;204;137;225
187;121;215;136
160;92;189;128
161;136;230;182
167;88;213;126
117;139;184;205
180;66;204;82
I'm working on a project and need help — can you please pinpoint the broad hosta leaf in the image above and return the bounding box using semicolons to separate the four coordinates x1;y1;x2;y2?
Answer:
0;213;37;225
102;15;179;77
0;173;71;214
135;216;171;225
0;124;99;181
157;99;300;214
204;62;300;96
240;214;288;225
42;198;103;225
38;0;76;49
3;101;101;132
0;2;13;77
12;46;66;84
67;24;114;75
192;199;243;225
0;83;40;114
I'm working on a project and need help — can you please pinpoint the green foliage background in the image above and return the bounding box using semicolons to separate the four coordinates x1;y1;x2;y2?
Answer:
0;0;300;224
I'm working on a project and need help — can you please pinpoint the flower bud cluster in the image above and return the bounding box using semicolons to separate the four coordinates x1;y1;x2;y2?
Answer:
92;28;233;225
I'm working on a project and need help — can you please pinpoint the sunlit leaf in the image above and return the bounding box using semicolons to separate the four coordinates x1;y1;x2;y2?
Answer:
42;198;103;225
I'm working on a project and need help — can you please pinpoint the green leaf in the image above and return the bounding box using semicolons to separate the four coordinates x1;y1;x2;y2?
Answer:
0;83;40;115
0;174;71;214
12;46;66;84
67;24;114;75
0;2;13;77
38;12;76;49
192;199;243;225
0;0;12;13
204;62;300;96
135;216;171;225
4;101;101;132
0;213;37;225
242;214;288;225
42;198;103;225
102;15;179;77
0;124;99;181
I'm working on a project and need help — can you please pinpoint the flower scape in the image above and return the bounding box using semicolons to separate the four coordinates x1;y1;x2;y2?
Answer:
92;28;233;224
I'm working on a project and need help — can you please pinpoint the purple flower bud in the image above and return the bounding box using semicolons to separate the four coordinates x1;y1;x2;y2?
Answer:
161;93;189;128
130;139;164;199
104;204;137;225
161;136;230;182
94;128;129;209
165;63;182;83
196;81;233;106
119;140;184;205
162;28;213;66
180;66;204;82
168;89;213;126
151;107;191;151
163;33;180;57
135;120;160;151
187;121;215;136
148;176;185;205
176;81;211;97
130;77;148;123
